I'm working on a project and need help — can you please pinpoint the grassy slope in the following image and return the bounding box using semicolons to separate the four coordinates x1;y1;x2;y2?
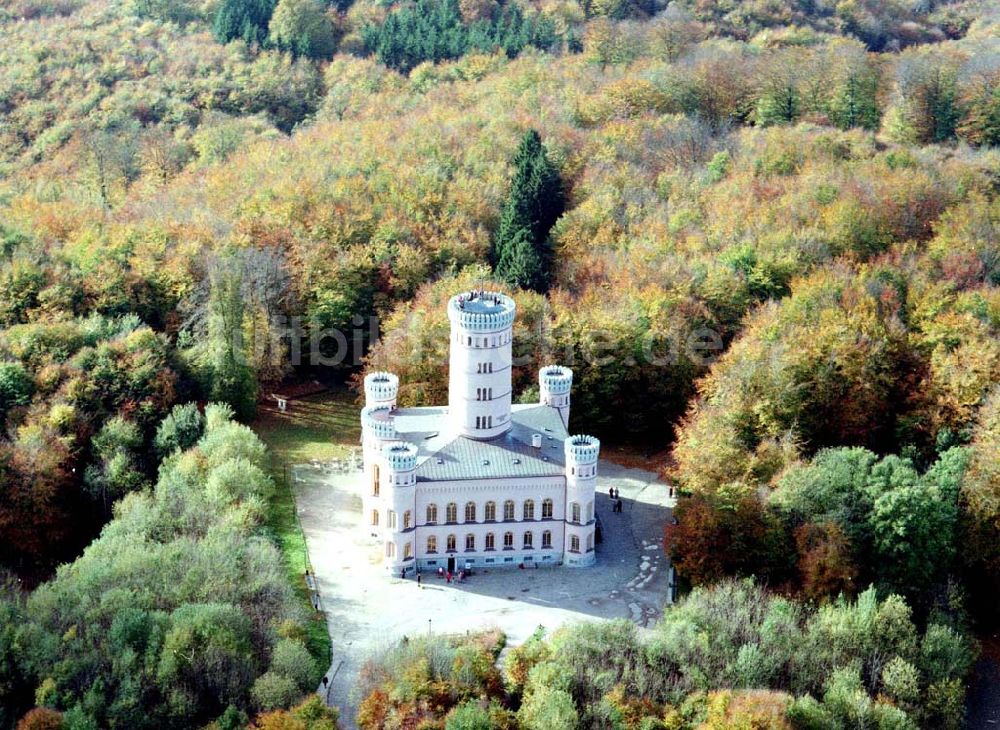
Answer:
253;389;361;673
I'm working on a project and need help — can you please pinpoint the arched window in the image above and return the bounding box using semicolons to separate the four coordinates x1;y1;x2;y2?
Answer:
446;534;457;552
427;535;437;553
523;500;535;520
585;502;593;523
542;499;553;519
404;542;413;560
465;534;475;551
465;501;476;523
523;531;533;548
570;535;580;553
571;502;581;524
371;510;379;526
386;542;395;558
503;532;514;549
586;533;594;552
446;502;457;523
372;464;380;497
485;501;496;521
426;503;438;524
542;530;552;548
503;500;515;521
387;510;397;529
403;510;412;529
485;532;495;550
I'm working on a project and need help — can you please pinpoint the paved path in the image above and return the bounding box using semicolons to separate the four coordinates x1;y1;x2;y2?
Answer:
293;461;674;728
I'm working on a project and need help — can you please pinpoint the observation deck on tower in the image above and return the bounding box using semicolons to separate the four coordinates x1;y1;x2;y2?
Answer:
448;290;516;333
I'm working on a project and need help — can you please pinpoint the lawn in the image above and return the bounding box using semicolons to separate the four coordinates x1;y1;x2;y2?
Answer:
253;388;361;674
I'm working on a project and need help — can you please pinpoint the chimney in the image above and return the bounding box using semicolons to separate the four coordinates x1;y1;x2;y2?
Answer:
531;433;542;449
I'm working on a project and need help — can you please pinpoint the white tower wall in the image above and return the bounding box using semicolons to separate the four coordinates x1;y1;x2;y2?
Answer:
380;442;418;575
563;434;599;567
361;405;396;539
447;291;516;440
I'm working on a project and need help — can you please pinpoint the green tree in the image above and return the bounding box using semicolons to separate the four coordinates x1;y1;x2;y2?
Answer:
517;685;578;730
827;63;880;130
83;416;147;512
206;262;258;421
446;700;493;730
0;361;34;418
214;0;278;46
268;0;337;60
154;403;205;458
493;130;564;292
869;467;956;594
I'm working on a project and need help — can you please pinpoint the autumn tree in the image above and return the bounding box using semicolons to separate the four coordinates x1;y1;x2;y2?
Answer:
958;70;1000;147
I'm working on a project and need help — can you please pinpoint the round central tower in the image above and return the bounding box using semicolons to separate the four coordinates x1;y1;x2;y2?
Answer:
447;290;515;440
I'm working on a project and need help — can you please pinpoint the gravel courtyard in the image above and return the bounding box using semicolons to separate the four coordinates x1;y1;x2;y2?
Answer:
293;460;675;727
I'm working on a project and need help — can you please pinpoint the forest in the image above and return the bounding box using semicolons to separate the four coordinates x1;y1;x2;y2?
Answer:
1;0;999;725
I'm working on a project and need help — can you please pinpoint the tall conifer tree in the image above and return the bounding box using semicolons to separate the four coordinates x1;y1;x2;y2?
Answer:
493;130;564;292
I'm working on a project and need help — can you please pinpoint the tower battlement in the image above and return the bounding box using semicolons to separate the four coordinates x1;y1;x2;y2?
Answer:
448;291;516;333
381;441;418;472
361;405;396;441
364;371;399;408
565;434;600;465
539;365;573;395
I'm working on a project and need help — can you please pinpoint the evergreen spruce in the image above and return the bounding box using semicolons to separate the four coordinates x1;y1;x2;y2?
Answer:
361;0;556;73
493;130;564;292
213;0;278;46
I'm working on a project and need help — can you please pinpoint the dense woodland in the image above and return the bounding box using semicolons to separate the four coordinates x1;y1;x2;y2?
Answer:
1;0;1000;726
355;582;975;729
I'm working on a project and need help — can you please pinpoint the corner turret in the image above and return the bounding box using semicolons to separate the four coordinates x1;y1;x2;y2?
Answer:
380;442;418;575
563;434;599;567
364;371;399;410
539;365;573;428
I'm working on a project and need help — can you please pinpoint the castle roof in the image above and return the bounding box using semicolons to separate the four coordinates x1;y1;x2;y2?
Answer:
389;404;569;481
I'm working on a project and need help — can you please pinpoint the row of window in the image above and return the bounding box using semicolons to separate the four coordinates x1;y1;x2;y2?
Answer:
373;500;594;529
371;509;413;529
457;332;511;348
386;532;594;562
475;415;494;429
385;542;414;560
429;499;551;524
424;531;594;554
427;500;592;524
428;530;553;552
476;362;495;374
475;387;494;401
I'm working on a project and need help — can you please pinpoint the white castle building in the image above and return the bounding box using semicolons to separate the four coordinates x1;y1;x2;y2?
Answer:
360;290;600;575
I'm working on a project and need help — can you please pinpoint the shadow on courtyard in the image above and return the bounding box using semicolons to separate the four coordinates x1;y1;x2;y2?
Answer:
293;461;674;728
